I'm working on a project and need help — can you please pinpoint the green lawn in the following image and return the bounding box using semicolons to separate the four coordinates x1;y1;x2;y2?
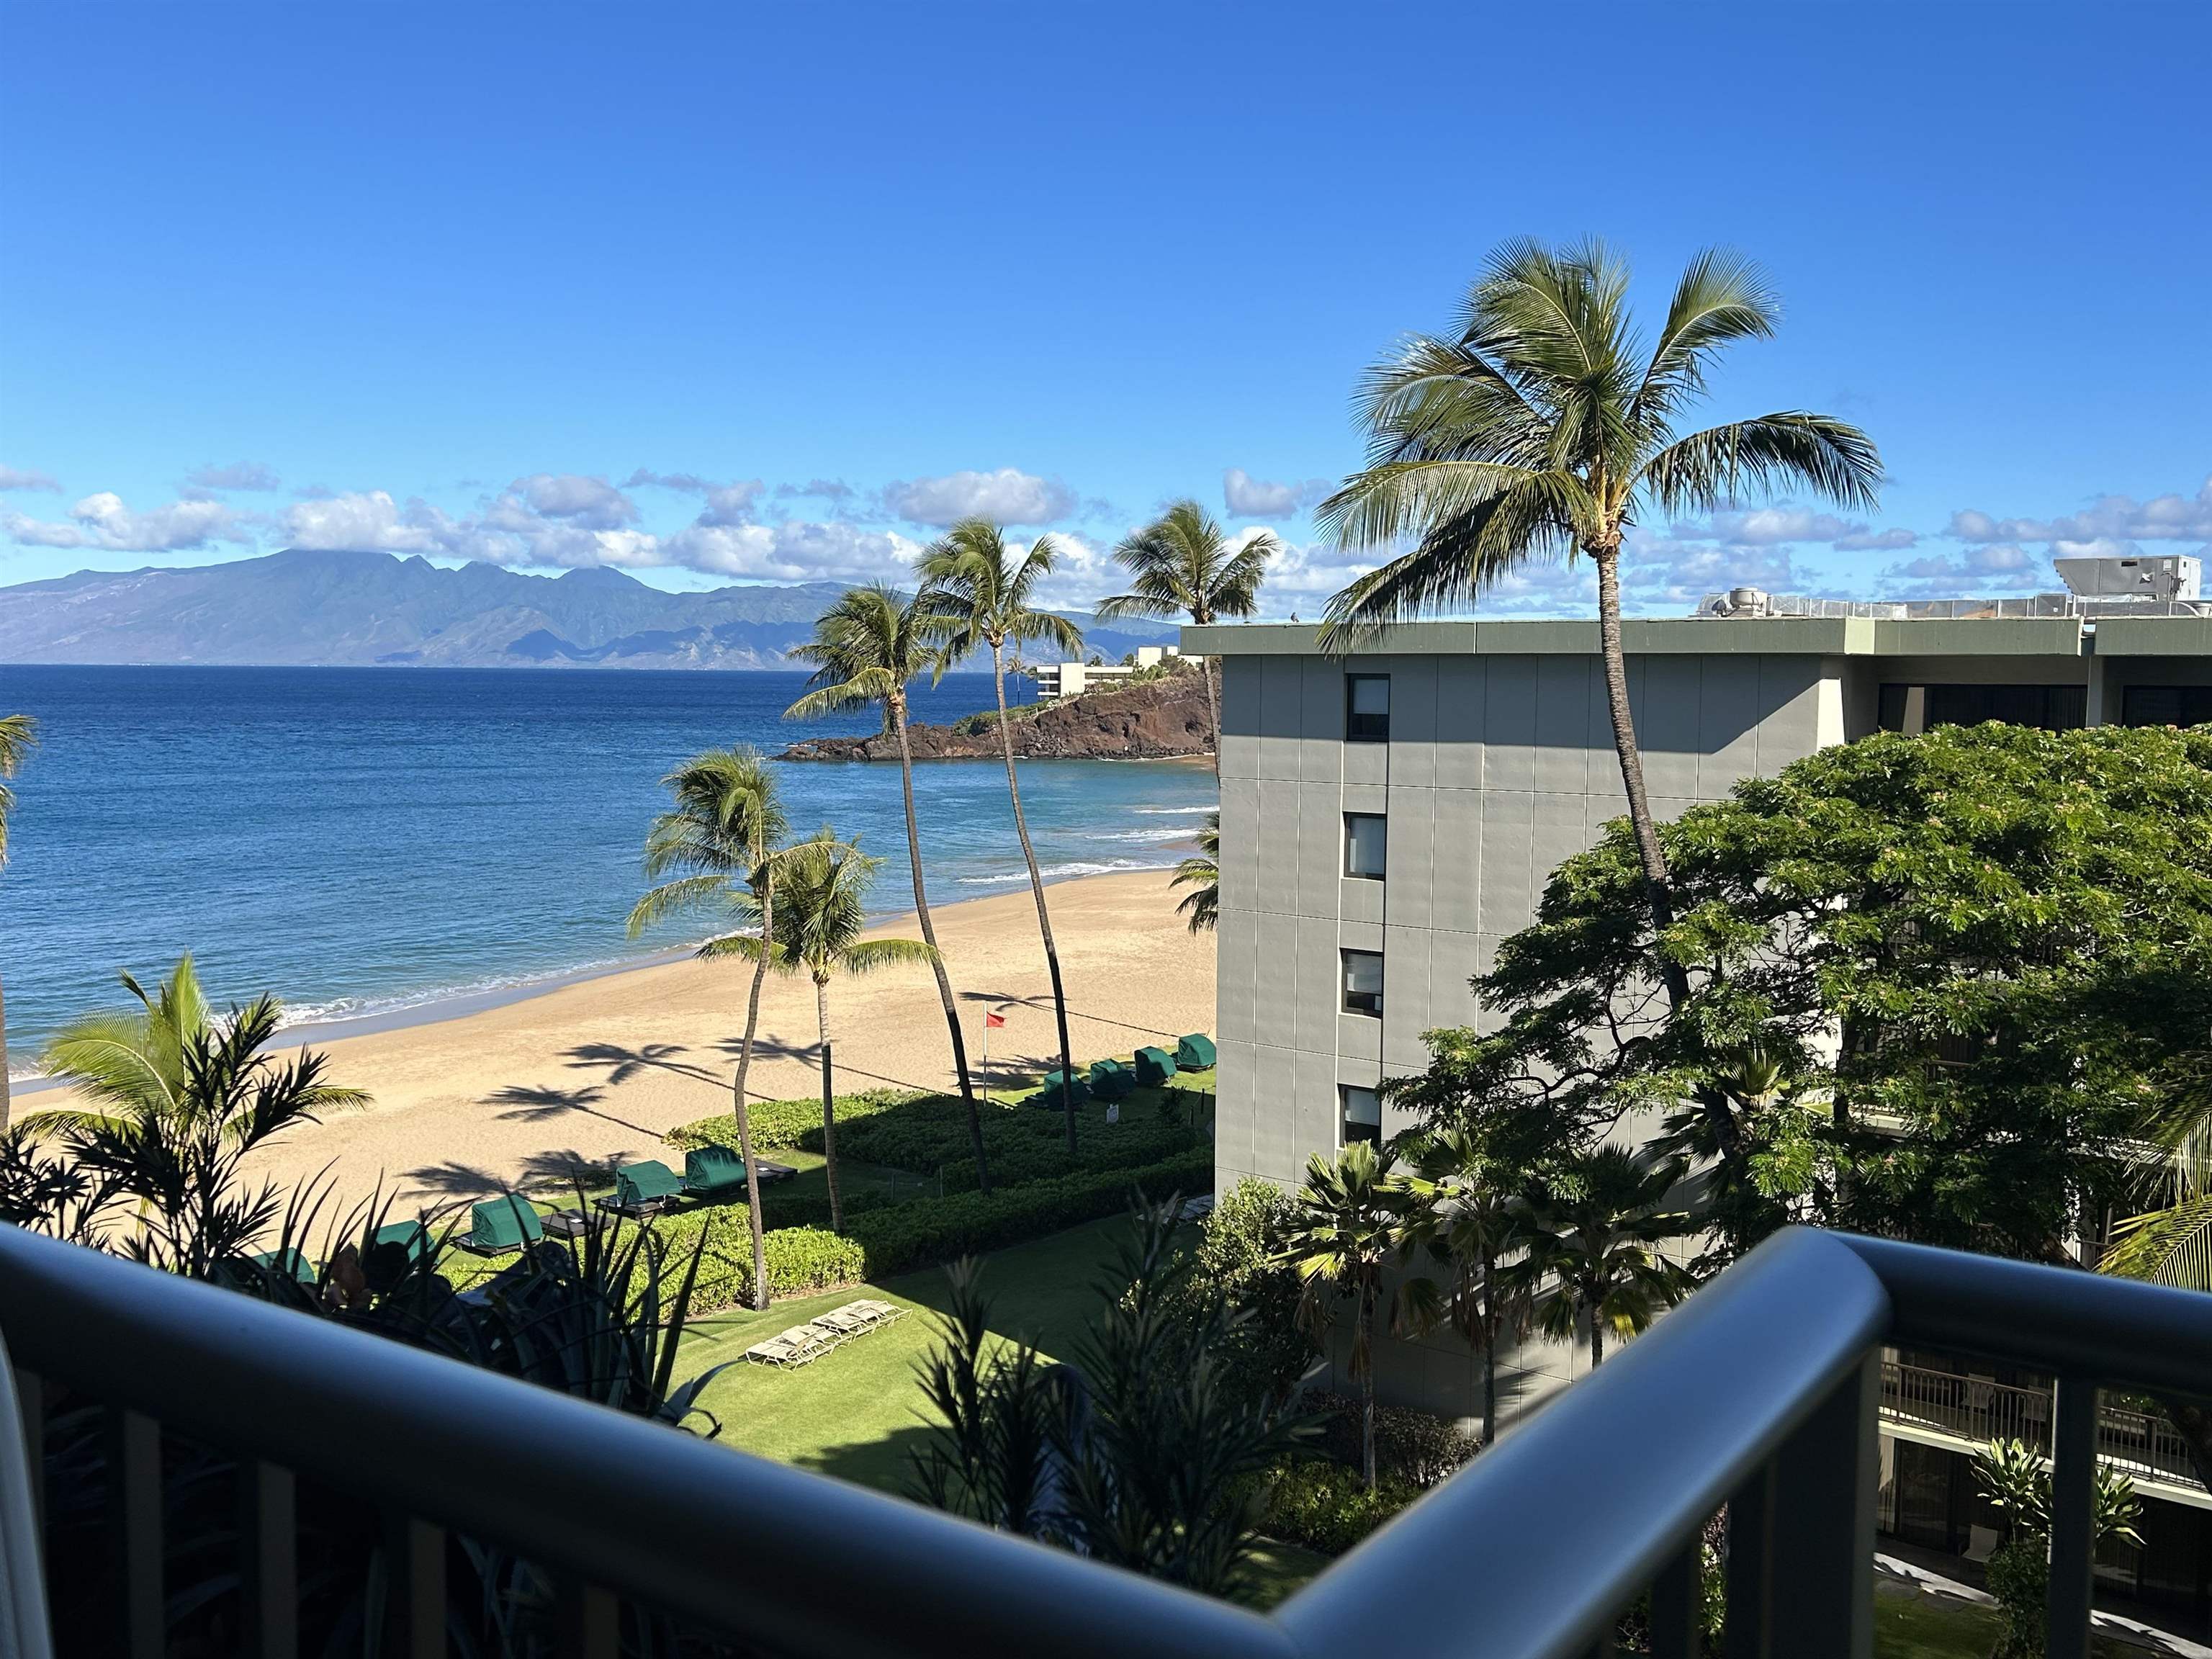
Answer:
680;1213;1138;1491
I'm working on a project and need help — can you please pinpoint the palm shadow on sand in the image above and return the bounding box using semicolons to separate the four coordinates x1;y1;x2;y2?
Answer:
484;1082;659;1138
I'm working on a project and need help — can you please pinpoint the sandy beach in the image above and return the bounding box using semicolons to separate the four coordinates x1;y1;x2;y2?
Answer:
141;868;1213;1207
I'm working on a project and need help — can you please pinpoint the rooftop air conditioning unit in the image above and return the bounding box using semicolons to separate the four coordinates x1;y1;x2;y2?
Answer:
2054;554;2201;601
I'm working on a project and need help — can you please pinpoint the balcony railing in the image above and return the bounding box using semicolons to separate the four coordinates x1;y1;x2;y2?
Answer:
2;1222;2208;1659
1882;1357;2206;1494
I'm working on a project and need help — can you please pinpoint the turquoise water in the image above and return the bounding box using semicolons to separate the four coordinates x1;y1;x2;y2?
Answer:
0;666;1215;1066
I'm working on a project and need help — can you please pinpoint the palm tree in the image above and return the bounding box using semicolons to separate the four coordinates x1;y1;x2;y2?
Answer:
1317;240;1881;1026
2102;1050;2211;1290
35;955;363;1134
916;522;1087;1154
626;748;788;1309
1401;1124;1529;1446
1281;1138;1421;1488
1097;501;1276;765
786;585;993;1194
1513;1146;1698;1368
733;830;936;1232
0;713;37;1130
1169;810;1220;934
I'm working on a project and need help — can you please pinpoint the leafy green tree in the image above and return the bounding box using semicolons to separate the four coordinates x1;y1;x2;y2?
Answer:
1448;723;2212;1266
725;830;936;1231
1175;1176;1313;1411
917;521;1087;1152
1097;500;1277;763
1282;1138;1423;1488
1317;240;1880;1014
1169;809;1219;934
1511;1146;1697;1368
626;747;788;1308
787;583;993;1193
1;712;39;1130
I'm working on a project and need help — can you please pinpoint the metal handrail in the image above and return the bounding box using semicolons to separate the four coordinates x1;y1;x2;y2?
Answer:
3;1222;2209;1659
1881;1359;2205;1493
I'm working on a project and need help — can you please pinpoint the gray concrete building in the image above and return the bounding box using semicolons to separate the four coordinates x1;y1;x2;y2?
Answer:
1184;603;2212;1416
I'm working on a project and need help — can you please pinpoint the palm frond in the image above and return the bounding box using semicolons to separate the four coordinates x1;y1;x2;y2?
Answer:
840;938;940;975
1640;413;1881;516
0;711;37;866
2102;1197;2212;1291
1632;248;1779;429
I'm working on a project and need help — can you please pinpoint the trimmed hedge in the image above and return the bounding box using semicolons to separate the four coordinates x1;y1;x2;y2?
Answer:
665;1088;911;1154
1262;1462;1421;1555
845;1146;1213;1278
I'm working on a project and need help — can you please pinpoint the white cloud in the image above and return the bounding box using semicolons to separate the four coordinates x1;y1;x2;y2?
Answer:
1832;526;1919;552
884;467;1074;526
1880;543;2050;596
1224;468;1329;518
1668;506;1917;553
1948;477;2212;549
185;461;281;493
283;490;443;554
0;465;61;493
661;520;923;583
4;492;250;552
508;473;637;530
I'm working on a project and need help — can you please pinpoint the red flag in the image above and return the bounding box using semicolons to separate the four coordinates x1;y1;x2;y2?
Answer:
985;1010;1006;1029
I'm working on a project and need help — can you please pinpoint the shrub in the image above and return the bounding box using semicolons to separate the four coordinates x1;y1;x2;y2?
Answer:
1260;1460;1420;1555
665;1088;912;1154
1179;1178;1313;1410
760;1226;868;1301
847;1148;1213;1278
1986;1535;2049;1658
1310;1395;1480;1489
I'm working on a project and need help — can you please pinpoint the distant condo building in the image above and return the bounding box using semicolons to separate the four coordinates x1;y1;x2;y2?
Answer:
1184;559;2212;1419
1030;644;1182;701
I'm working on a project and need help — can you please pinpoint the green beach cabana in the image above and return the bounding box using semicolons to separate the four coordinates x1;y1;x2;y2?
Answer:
606;1160;685;1215
1133;1046;1178;1087
1088;1057;1136;1100
1174;1033;1216;1070
1038;1069;1091;1106
462;1195;544;1255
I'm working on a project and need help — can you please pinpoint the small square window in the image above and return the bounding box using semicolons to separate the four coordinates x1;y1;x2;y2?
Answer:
1341;1084;1382;1146
1344;813;1387;880
1341;948;1383;1016
1346;674;1390;742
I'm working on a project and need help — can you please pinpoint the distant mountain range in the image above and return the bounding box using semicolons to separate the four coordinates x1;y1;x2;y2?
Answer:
0;548;1175;670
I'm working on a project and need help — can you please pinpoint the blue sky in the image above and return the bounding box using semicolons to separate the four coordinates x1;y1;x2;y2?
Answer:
2;1;2207;616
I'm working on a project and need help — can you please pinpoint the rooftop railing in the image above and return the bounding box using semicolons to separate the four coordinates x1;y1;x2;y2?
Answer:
2;1223;2208;1659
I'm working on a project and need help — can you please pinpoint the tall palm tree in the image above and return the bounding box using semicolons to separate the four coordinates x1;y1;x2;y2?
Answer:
916;522;1087;1154
1512;1146;1698;1368
1318;240;1881;1026
786;585;993;1194
1169;810;1220;934
732;830;937;1231
1401;1124;1530;1446
2102;1049;2212;1290
626;748;787;1309
0;713;37;1130
1097;500;1276;766
1281;1138;1421;1488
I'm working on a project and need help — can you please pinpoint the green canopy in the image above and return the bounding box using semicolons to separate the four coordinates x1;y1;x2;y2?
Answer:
467;1195;544;1252
1133;1046;1178;1087
1174;1033;1216;1070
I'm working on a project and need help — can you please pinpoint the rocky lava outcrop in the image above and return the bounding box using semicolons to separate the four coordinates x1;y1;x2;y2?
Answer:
781;670;1213;762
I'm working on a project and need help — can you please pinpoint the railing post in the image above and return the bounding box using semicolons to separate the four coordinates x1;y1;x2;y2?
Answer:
1647;1537;1705;1659
556;1577;619;1659
14;1367;44;1539
2046;1378;2098;1659
1766;1354;1879;1659
241;1460;298;1659
383;1516;445;1659
1725;1460;1776;1659
107;1407;163;1659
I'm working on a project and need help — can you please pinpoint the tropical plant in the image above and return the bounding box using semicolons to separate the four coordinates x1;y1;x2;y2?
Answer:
1512;1146;1698;1368
626;747;788;1308
1097;500;1276;764
1282;1138;1424;1488
1169;809;1220;934
1174;1177;1313;1411
2102;1045;2212;1290
0;712;35;1130
1973;1437;2144;1659
1400;1123;1532;1444
1317;240;1881;1017
60;994;367;1276
787;583;993;1194
916;521;1087;1152
907;1254;1065;1537
726;829;937;1231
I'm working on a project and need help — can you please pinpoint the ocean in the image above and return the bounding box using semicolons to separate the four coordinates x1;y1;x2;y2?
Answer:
0;665;1216;1071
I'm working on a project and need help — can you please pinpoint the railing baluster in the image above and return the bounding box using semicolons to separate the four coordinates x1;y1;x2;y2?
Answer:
14;1366;44;1539
241;1460;297;1659
1766;1353;1879;1659
108;1407;163;1659
384;1515;444;1659
2046;1378;2098;1659
1725;1460;1776;1659
556;1575;619;1659
1647;1537;1704;1659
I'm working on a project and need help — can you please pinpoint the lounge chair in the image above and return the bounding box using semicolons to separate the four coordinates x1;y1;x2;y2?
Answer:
249;1246;317;1286
460;1195;544;1255
600;1160;685;1216
1038;1069;1090;1106
1088;1058;1136;1100
1133;1046;1178;1087
373;1219;430;1262
683;1143;798;1200
1174;1033;1216;1070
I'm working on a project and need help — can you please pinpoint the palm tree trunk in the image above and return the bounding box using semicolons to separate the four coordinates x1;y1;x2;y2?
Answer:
1201;653;1222;775
0;969;11;1132
731;871;773;1309
1590;1308;1605;1369
1359;1280;1378;1490
894;694;990;1194
817;976;842;1233
993;642;1077;1156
